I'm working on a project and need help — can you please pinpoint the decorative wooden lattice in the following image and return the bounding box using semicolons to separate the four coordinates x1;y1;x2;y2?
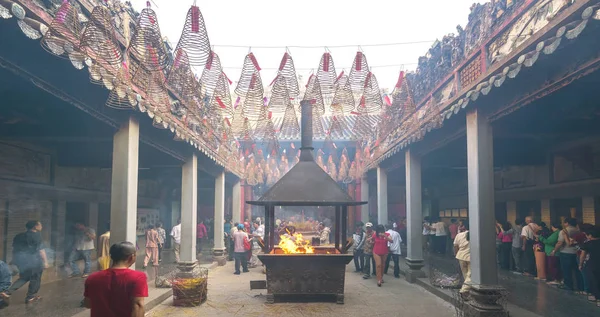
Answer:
268;75;292;114
167;49;199;103
272;52;300;97
279;103;300;139
174;4;211;67
200;51;224;96
331;71;355;113
41;0;82;58
128;5;169;72
460;53;482;88
303;75;325;114
358;72;383;113
79;5;122;73
235;53;263;97
316;52;337;101
348;51;370;93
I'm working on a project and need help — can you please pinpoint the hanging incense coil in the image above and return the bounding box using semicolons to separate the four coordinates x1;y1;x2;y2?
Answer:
311;107;325;139
331;72;354;113
241;78;265;121
133;68;170;113
268;75;292;114
200;51;225;96
209;73;234;118
303;75;325;114
327;114;348;140
391;71;415;122
273;52;300;97
106;85;135;110
174;5;211;67
127;6;169;72
235;53;263;96
352;104;373;140
279;104;300;139
40;0;82;58
316;52;337;101
80;5;123;73
357;72;383;113
167;49;198;103
348;51;370;93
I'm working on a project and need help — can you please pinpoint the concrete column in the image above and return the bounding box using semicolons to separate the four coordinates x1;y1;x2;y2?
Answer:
213;171;226;265
232;180;242;224
506;201;516;224
466;108;507;315
180;154;197;263
360;176;369;225
405;149;425;282
583;196;595;225
541;199;551;224
110;116;139;247
376;167;388;226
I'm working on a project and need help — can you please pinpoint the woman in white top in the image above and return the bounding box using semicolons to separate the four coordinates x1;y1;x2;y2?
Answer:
454;222;470;294
432;219;448;255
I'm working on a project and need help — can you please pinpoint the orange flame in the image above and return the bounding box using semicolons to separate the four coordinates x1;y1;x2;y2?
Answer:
278;233;314;254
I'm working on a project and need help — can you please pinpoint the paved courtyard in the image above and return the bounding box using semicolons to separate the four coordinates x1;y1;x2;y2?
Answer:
147;262;456;317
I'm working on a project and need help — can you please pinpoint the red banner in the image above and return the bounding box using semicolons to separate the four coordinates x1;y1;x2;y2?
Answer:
395;71;405;88
249;53;261;71
279;53;289;71
216;96;226;108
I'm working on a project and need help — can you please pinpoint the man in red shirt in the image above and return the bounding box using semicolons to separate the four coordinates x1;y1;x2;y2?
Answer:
197;220;208;254
83;241;148;317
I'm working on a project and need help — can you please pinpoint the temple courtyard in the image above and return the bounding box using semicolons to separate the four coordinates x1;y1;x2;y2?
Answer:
146;263;455;317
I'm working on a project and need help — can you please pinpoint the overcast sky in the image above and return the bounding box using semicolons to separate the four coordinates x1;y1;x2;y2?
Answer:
129;0;484;91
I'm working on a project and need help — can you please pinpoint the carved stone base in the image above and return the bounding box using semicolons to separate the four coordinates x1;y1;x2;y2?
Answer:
212;248;227;266
405;258;426;283
336;294;344;304
266;294;274;304
463;285;509;317
176;261;198;279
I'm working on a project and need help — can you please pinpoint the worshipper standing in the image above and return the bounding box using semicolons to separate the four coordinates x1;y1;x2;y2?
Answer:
533;222;550;280
454;222;471;295
498;222;513;270
495;220;504;266
384;225;402;278
229;222;239;261
398;218;407;246
539;221;563;285
579;225;600;307
551;218;584;292
156;222;166;263
196;220;208;254
249;220;265;268
7;220;48;304
143;224;159;270
233;224;250;275
432;218;448;255
362;223;376;279
170;218;182;263
319;222;331;245
511;219;524;273
0;260;12;308
521;216;538;277
69;223;96;278
83;242;148;317
458;219;467;233
97;223;111;271
449;219;459;256
423;217;432;251
373;224;392;287
352;223;365;273
574;223;594;297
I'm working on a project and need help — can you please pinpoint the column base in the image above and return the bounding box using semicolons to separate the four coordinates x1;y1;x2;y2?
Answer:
405;258;426;283
176;261;198;279
212;248;227;266
462;285;509;317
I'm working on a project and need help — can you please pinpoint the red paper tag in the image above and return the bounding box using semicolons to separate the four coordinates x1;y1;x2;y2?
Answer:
350;111;359;115
268;111;272;119
250;74;256;89
225;117;231;126
249;53;261;71
384;95;392;106
223;72;232;85
191;6;200;33
360;96;366;107
335;70;344;83
174;49;183;68
306;75;314;88
364;72;372;88
355;52;362;71
269;75;279;87
222;132;227;140
216;96;226;108
323;53;330;72
279;53;288;71
396;71;405;88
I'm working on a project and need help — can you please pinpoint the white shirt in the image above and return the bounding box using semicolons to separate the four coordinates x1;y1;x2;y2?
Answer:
254;225;265;239
171;224;181;244
386;229;402;255
433;222;447;236
423;222;431;235
454;231;470;261
521;224;535;240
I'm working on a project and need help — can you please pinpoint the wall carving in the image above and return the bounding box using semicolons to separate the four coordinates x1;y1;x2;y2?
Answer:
460;53;483;88
54;166;111;192
0;142;51;184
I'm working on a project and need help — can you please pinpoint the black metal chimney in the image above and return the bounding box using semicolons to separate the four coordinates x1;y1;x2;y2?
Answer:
299;100;314;162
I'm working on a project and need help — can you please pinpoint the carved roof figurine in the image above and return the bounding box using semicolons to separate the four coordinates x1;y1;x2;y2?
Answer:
331;71;355;113
241;75;265;121
316;52;337;102
200;51;225;96
174;4;211;67
235;53;263;96
127;3;169;72
268;75;293;114
279;102;300;139
166;49;198;103
209;72;234;118
79;5;123;74
348;51;370;93
303;75;326;114
273;52;300;97
41;0;82;58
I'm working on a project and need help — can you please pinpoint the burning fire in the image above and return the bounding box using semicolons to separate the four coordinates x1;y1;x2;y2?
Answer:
278;233;314;254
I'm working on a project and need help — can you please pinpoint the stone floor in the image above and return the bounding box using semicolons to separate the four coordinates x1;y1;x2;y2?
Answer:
146;262;456;317
1;249;212;317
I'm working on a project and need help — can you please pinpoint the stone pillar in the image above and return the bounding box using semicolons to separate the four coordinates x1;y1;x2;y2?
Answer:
405;149;425;282
110;117;139;248
541;199;551;224
180;154;197;263
376;167;388;226
466;108;507;316
213;171;226;265
506;201;516;224
583;196;595;225
232;180;242;224
360;177;369;225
